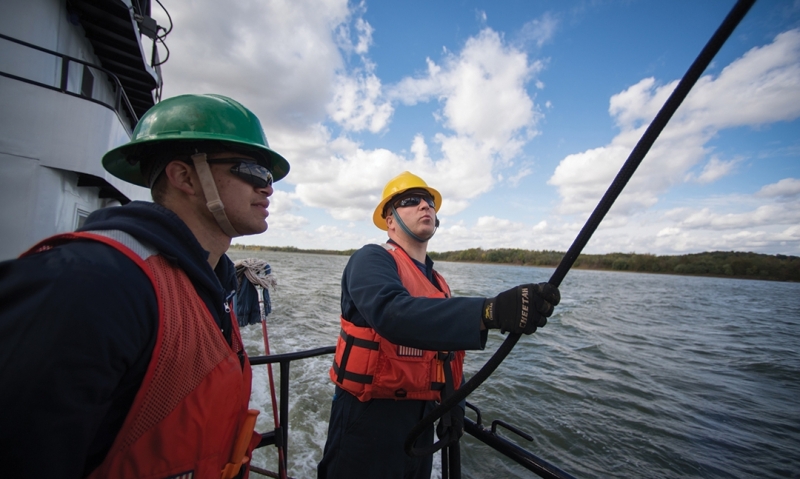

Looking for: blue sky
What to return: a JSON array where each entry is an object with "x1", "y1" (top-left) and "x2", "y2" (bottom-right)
[{"x1": 151, "y1": 1, "x2": 800, "y2": 255}]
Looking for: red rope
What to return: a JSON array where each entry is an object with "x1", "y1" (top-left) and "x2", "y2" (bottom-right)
[{"x1": 260, "y1": 293, "x2": 287, "y2": 479}]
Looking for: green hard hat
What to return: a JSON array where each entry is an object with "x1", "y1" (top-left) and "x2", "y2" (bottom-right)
[{"x1": 103, "y1": 94, "x2": 290, "y2": 187}]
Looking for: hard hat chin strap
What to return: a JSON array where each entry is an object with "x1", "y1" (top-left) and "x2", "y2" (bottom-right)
[
  {"x1": 191, "y1": 153, "x2": 241, "y2": 237},
  {"x1": 390, "y1": 205, "x2": 437, "y2": 243}
]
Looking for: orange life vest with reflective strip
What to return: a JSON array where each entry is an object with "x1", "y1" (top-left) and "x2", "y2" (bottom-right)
[
  {"x1": 23, "y1": 231, "x2": 259, "y2": 479},
  {"x1": 330, "y1": 243, "x2": 465, "y2": 402}
]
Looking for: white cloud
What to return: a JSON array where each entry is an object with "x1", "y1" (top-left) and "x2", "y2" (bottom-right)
[
  {"x1": 517, "y1": 12, "x2": 559, "y2": 49},
  {"x1": 474, "y1": 216, "x2": 525, "y2": 231},
  {"x1": 676, "y1": 204, "x2": 800, "y2": 230},
  {"x1": 264, "y1": 213, "x2": 309, "y2": 232},
  {"x1": 420, "y1": 177, "x2": 800, "y2": 255},
  {"x1": 428, "y1": 216, "x2": 578, "y2": 253},
  {"x1": 293, "y1": 26, "x2": 547, "y2": 224},
  {"x1": 688, "y1": 156, "x2": 740, "y2": 184},
  {"x1": 580, "y1": 189, "x2": 800, "y2": 254},
  {"x1": 756, "y1": 177, "x2": 800, "y2": 200},
  {"x1": 327, "y1": 68, "x2": 394, "y2": 133},
  {"x1": 507, "y1": 165, "x2": 533, "y2": 187},
  {"x1": 313, "y1": 224, "x2": 365, "y2": 243},
  {"x1": 154, "y1": 0, "x2": 351, "y2": 132},
  {"x1": 156, "y1": 7, "x2": 546, "y2": 226},
  {"x1": 262, "y1": 190, "x2": 309, "y2": 232},
  {"x1": 291, "y1": 146, "x2": 403, "y2": 218},
  {"x1": 391, "y1": 29, "x2": 543, "y2": 147},
  {"x1": 353, "y1": 17, "x2": 374, "y2": 55},
  {"x1": 326, "y1": 7, "x2": 393, "y2": 133},
  {"x1": 548, "y1": 28, "x2": 800, "y2": 218},
  {"x1": 150, "y1": 2, "x2": 799, "y2": 256},
  {"x1": 657, "y1": 227, "x2": 681, "y2": 237},
  {"x1": 267, "y1": 189, "x2": 301, "y2": 214}
]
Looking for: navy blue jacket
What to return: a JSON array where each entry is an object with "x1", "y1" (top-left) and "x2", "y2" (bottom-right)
[
  {"x1": 341, "y1": 242, "x2": 487, "y2": 352},
  {"x1": 318, "y1": 243, "x2": 487, "y2": 478},
  {"x1": 0, "y1": 201, "x2": 238, "y2": 478}
]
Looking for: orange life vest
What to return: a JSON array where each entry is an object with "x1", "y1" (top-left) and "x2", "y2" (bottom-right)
[
  {"x1": 23, "y1": 231, "x2": 259, "y2": 479},
  {"x1": 330, "y1": 243, "x2": 465, "y2": 402}
]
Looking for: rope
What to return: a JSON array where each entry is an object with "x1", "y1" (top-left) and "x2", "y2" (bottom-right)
[
  {"x1": 259, "y1": 306, "x2": 287, "y2": 479},
  {"x1": 404, "y1": 0, "x2": 757, "y2": 460},
  {"x1": 233, "y1": 258, "x2": 285, "y2": 478},
  {"x1": 235, "y1": 258, "x2": 277, "y2": 290}
]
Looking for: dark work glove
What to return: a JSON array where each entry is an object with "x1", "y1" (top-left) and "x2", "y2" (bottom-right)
[
  {"x1": 482, "y1": 282, "x2": 560, "y2": 334},
  {"x1": 436, "y1": 405, "x2": 464, "y2": 446}
]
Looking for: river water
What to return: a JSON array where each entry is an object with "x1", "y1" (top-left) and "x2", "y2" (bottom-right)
[{"x1": 227, "y1": 250, "x2": 800, "y2": 479}]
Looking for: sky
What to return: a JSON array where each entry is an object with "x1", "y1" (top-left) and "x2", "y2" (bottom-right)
[{"x1": 149, "y1": 0, "x2": 800, "y2": 255}]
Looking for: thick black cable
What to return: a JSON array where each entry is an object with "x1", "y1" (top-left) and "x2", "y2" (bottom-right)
[{"x1": 404, "y1": 0, "x2": 757, "y2": 460}]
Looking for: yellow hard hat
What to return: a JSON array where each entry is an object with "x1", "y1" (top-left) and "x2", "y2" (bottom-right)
[{"x1": 372, "y1": 171, "x2": 442, "y2": 230}]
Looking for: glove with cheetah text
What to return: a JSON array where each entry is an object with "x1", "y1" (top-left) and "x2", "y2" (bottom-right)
[{"x1": 482, "y1": 282, "x2": 560, "y2": 335}]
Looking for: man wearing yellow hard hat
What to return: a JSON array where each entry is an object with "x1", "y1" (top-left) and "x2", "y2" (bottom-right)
[{"x1": 318, "y1": 171, "x2": 561, "y2": 479}]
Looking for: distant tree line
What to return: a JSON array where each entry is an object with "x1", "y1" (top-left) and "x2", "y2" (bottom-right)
[
  {"x1": 427, "y1": 249, "x2": 800, "y2": 282},
  {"x1": 230, "y1": 245, "x2": 800, "y2": 282},
  {"x1": 232, "y1": 244, "x2": 357, "y2": 256}
]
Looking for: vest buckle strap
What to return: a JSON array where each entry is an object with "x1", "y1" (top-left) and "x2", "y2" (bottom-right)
[
  {"x1": 332, "y1": 361, "x2": 373, "y2": 384},
  {"x1": 339, "y1": 328, "x2": 379, "y2": 350}
]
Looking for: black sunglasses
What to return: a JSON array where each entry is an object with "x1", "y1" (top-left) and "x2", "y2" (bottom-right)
[
  {"x1": 393, "y1": 194, "x2": 435, "y2": 209},
  {"x1": 207, "y1": 159, "x2": 273, "y2": 189}
]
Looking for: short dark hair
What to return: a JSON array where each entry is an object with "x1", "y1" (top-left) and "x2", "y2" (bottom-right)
[{"x1": 149, "y1": 165, "x2": 170, "y2": 204}]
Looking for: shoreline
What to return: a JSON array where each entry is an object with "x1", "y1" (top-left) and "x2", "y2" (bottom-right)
[{"x1": 228, "y1": 245, "x2": 799, "y2": 283}]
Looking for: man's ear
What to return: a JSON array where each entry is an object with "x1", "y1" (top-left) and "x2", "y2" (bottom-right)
[{"x1": 163, "y1": 160, "x2": 198, "y2": 196}]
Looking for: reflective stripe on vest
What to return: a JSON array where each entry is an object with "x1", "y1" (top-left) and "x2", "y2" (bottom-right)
[
  {"x1": 329, "y1": 243, "x2": 465, "y2": 401},
  {"x1": 24, "y1": 231, "x2": 258, "y2": 479}
]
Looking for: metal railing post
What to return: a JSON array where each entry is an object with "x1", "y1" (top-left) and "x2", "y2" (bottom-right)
[{"x1": 59, "y1": 57, "x2": 69, "y2": 92}]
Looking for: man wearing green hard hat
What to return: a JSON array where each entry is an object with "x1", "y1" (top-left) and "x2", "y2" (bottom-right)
[{"x1": 0, "y1": 94, "x2": 287, "y2": 478}]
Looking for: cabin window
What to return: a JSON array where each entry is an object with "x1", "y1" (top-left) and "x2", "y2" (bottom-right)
[
  {"x1": 75, "y1": 208, "x2": 90, "y2": 230},
  {"x1": 81, "y1": 65, "x2": 94, "y2": 98}
]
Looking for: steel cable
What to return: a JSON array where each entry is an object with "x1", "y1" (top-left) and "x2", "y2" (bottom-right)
[{"x1": 404, "y1": 0, "x2": 757, "y2": 463}]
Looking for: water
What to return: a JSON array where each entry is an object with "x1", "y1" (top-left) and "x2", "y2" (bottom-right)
[{"x1": 228, "y1": 250, "x2": 800, "y2": 479}]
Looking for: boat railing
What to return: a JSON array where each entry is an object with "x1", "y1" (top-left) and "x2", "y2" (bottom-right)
[
  {"x1": 0, "y1": 32, "x2": 139, "y2": 135},
  {"x1": 248, "y1": 347, "x2": 576, "y2": 479},
  {"x1": 249, "y1": 345, "x2": 336, "y2": 479}
]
